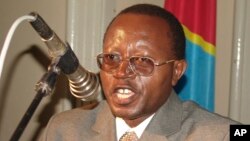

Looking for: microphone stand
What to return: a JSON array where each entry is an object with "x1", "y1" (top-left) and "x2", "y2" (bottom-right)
[{"x1": 9, "y1": 59, "x2": 61, "y2": 141}]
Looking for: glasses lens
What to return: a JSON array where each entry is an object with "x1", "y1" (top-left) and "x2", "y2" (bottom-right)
[
  {"x1": 97, "y1": 54, "x2": 156, "y2": 76},
  {"x1": 130, "y1": 57, "x2": 154, "y2": 75},
  {"x1": 97, "y1": 54, "x2": 120, "y2": 72}
]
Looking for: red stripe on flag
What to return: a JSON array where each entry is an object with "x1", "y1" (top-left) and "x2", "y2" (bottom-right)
[{"x1": 164, "y1": 0, "x2": 216, "y2": 45}]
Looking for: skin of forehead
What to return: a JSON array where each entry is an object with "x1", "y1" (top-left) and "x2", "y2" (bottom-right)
[{"x1": 103, "y1": 13, "x2": 174, "y2": 60}]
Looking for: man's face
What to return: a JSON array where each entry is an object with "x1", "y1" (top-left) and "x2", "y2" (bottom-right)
[{"x1": 100, "y1": 13, "x2": 183, "y2": 126}]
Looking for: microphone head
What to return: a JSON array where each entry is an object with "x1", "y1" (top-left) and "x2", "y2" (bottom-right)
[{"x1": 67, "y1": 66, "x2": 100, "y2": 101}]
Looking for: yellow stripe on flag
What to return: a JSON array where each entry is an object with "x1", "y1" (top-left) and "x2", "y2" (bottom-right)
[{"x1": 182, "y1": 25, "x2": 215, "y2": 56}]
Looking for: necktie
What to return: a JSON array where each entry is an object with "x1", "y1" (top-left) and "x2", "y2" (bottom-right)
[{"x1": 119, "y1": 131, "x2": 138, "y2": 141}]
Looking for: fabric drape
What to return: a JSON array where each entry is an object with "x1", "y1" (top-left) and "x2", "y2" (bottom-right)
[{"x1": 164, "y1": 0, "x2": 216, "y2": 111}]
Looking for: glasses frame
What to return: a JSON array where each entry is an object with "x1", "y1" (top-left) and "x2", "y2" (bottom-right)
[{"x1": 96, "y1": 53, "x2": 175, "y2": 76}]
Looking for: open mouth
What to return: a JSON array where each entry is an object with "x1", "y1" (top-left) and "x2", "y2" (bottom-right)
[
  {"x1": 116, "y1": 88, "x2": 134, "y2": 99},
  {"x1": 113, "y1": 87, "x2": 136, "y2": 104}
]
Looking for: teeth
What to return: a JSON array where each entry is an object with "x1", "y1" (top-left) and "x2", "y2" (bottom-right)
[
  {"x1": 116, "y1": 88, "x2": 133, "y2": 99},
  {"x1": 117, "y1": 94, "x2": 131, "y2": 99},
  {"x1": 117, "y1": 89, "x2": 132, "y2": 94}
]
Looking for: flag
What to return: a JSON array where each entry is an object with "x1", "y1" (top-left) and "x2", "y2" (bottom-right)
[{"x1": 164, "y1": 0, "x2": 216, "y2": 111}]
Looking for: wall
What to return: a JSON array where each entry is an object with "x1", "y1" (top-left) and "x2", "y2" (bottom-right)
[
  {"x1": 0, "y1": 0, "x2": 67, "y2": 140},
  {"x1": 215, "y1": 0, "x2": 235, "y2": 117},
  {"x1": 216, "y1": 0, "x2": 250, "y2": 124}
]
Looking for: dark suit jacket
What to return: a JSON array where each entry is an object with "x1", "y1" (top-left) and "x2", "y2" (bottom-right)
[{"x1": 40, "y1": 91, "x2": 238, "y2": 141}]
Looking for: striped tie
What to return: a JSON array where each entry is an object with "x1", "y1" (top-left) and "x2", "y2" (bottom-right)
[{"x1": 119, "y1": 131, "x2": 138, "y2": 141}]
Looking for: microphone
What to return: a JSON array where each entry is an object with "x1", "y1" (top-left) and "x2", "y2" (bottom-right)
[{"x1": 29, "y1": 12, "x2": 100, "y2": 101}]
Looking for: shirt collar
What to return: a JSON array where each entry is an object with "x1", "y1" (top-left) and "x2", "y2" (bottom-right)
[{"x1": 115, "y1": 114, "x2": 154, "y2": 140}]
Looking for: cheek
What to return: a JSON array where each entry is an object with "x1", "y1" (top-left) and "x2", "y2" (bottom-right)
[
  {"x1": 145, "y1": 70, "x2": 173, "y2": 98},
  {"x1": 151, "y1": 69, "x2": 173, "y2": 87},
  {"x1": 145, "y1": 77, "x2": 170, "y2": 95}
]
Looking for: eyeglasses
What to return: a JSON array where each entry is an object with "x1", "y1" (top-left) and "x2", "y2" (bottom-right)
[{"x1": 96, "y1": 53, "x2": 175, "y2": 76}]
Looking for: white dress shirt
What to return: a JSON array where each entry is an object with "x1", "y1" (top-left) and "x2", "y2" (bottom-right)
[{"x1": 115, "y1": 114, "x2": 154, "y2": 141}]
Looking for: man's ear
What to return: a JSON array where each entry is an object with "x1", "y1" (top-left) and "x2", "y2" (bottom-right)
[{"x1": 172, "y1": 59, "x2": 187, "y2": 86}]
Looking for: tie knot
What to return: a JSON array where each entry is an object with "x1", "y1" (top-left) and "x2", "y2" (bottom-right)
[{"x1": 119, "y1": 131, "x2": 138, "y2": 141}]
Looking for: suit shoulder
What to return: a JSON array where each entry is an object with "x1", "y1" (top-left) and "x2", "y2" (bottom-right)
[
  {"x1": 40, "y1": 101, "x2": 109, "y2": 140},
  {"x1": 48, "y1": 101, "x2": 107, "y2": 128},
  {"x1": 182, "y1": 101, "x2": 240, "y2": 125}
]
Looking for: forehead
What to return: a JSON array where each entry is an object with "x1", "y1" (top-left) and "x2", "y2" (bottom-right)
[
  {"x1": 103, "y1": 13, "x2": 173, "y2": 54},
  {"x1": 105, "y1": 13, "x2": 171, "y2": 39}
]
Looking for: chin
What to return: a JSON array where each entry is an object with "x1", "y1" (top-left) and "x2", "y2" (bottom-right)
[{"x1": 110, "y1": 104, "x2": 137, "y2": 118}]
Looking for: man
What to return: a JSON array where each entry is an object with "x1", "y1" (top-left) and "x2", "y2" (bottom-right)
[{"x1": 40, "y1": 4, "x2": 238, "y2": 141}]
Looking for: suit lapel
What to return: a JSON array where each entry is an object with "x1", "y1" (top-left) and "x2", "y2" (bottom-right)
[
  {"x1": 91, "y1": 101, "x2": 116, "y2": 141},
  {"x1": 142, "y1": 90, "x2": 183, "y2": 140}
]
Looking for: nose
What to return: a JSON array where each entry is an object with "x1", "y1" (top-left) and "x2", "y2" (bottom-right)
[{"x1": 113, "y1": 60, "x2": 135, "y2": 78}]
